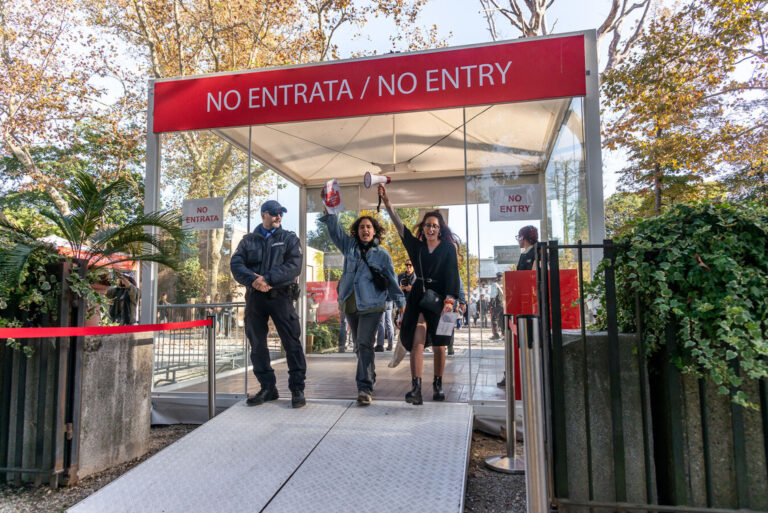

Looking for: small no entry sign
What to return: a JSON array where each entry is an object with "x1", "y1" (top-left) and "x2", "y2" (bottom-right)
[{"x1": 489, "y1": 185, "x2": 542, "y2": 222}]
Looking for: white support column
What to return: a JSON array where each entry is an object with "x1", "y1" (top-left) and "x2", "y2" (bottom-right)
[
  {"x1": 583, "y1": 30, "x2": 606, "y2": 245},
  {"x1": 298, "y1": 186, "x2": 308, "y2": 350},
  {"x1": 141, "y1": 79, "x2": 161, "y2": 325}
]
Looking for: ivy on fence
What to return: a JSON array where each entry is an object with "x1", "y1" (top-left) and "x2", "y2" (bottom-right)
[{"x1": 591, "y1": 202, "x2": 768, "y2": 408}]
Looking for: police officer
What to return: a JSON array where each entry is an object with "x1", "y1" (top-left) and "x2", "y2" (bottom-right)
[{"x1": 230, "y1": 200, "x2": 306, "y2": 408}]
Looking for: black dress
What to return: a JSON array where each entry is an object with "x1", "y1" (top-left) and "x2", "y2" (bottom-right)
[{"x1": 399, "y1": 228, "x2": 460, "y2": 350}]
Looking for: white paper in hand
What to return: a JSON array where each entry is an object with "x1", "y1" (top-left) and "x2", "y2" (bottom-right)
[
  {"x1": 322, "y1": 178, "x2": 345, "y2": 214},
  {"x1": 436, "y1": 312, "x2": 459, "y2": 336}
]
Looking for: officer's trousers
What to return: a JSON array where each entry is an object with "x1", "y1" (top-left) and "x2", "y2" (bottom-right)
[{"x1": 244, "y1": 289, "x2": 306, "y2": 391}]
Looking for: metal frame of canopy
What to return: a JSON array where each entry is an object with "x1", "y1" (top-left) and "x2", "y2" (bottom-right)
[{"x1": 141, "y1": 31, "x2": 605, "y2": 403}]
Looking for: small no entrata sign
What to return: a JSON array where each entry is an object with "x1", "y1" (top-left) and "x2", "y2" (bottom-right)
[
  {"x1": 182, "y1": 197, "x2": 224, "y2": 230},
  {"x1": 489, "y1": 185, "x2": 542, "y2": 222}
]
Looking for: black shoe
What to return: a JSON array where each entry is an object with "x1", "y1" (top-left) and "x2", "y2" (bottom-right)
[
  {"x1": 433, "y1": 376, "x2": 445, "y2": 401},
  {"x1": 374, "y1": 345, "x2": 384, "y2": 352},
  {"x1": 497, "y1": 374, "x2": 506, "y2": 388},
  {"x1": 291, "y1": 390, "x2": 306, "y2": 408},
  {"x1": 405, "y1": 377, "x2": 423, "y2": 405},
  {"x1": 246, "y1": 387, "x2": 278, "y2": 406},
  {"x1": 357, "y1": 390, "x2": 372, "y2": 406},
  {"x1": 386, "y1": 345, "x2": 393, "y2": 351},
  {"x1": 338, "y1": 346, "x2": 346, "y2": 353}
]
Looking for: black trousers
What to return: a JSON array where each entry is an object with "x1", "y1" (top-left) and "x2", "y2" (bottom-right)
[{"x1": 244, "y1": 289, "x2": 306, "y2": 391}]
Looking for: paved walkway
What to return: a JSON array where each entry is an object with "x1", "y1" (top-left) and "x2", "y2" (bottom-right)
[{"x1": 173, "y1": 326, "x2": 507, "y2": 403}]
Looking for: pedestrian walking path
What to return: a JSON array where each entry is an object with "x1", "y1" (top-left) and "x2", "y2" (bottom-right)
[{"x1": 68, "y1": 399, "x2": 473, "y2": 513}]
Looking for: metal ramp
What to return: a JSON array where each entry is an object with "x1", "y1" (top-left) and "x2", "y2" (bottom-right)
[{"x1": 68, "y1": 400, "x2": 473, "y2": 513}]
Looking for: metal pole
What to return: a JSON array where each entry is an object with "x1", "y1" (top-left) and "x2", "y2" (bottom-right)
[
  {"x1": 245, "y1": 126, "x2": 252, "y2": 395},
  {"x1": 518, "y1": 314, "x2": 548, "y2": 511},
  {"x1": 207, "y1": 315, "x2": 216, "y2": 420},
  {"x1": 485, "y1": 313, "x2": 525, "y2": 474},
  {"x1": 462, "y1": 107, "x2": 474, "y2": 401}
]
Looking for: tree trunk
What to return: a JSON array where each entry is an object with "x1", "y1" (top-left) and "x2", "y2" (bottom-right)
[
  {"x1": 208, "y1": 226, "x2": 225, "y2": 296},
  {"x1": 654, "y1": 164, "x2": 663, "y2": 213}
]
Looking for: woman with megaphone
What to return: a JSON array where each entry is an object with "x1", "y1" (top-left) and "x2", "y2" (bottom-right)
[
  {"x1": 379, "y1": 184, "x2": 460, "y2": 405},
  {"x1": 318, "y1": 191, "x2": 405, "y2": 407}
]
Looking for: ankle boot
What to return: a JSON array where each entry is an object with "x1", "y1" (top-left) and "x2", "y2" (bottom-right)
[
  {"x1": 405, "y1": 377, "x2": 423, "y2": 405},
  {"x1": 433, "y1": 376, "x2": 445, "y2": 401}
]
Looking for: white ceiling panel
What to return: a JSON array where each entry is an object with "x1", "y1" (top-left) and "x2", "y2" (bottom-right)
[{"x1": 214, "y1": 98, "x2": 571, "y2": 187}]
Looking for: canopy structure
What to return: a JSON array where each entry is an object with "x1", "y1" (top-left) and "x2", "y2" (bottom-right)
[
  {"x1": 212, "y1": 99, "x2": 573, "y2": 211},
  {"x1": 141, "y1": 31, "x2": 605, "y2": 384}
]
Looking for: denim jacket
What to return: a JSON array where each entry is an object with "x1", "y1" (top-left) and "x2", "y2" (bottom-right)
[{"x1": 319, "y1": 214, "x2": 405, "y2": 311}]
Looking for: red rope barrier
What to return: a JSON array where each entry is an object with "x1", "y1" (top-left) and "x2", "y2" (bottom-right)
[{"x1": 0, "y1": 319, "x2": 213, "y2": 340}]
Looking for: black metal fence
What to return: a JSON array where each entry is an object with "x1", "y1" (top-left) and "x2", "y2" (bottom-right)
[
  {"x1": 0, "y1": 261, "x2": 86, "y2": 487},
  {"x1": 536, "y1": 240, "x2": 768, "y2": 512}
]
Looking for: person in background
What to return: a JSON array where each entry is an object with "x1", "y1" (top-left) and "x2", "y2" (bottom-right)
[
  {"x1": 158, "y1": 292, "x2": 169, "y2": 323},
  {"x1": 221, "y1": 293, "x2": 234, "y2": 337},
  {"x1": 212, "y1": 293, "x2": 222, "y2": 333},
  {"x1": 107, "y1": 273, "x2": 140, "y2": 325},
  {"x1": 479, "y1": 294, "x2": 489, "y2": 328},
  {"x1": 230, "y1": 199, "x2": 306, "y2": 409},
  {"x1": 397, "y1": 259, "x2": 416, "y2": 298},
  {"x1": 448, "y1": 240, "x2": 467, "y2": 356},
  {"x1": 469, "y1": 297, "x2": 478, "y2": 327},
  {"x1": 338, "y1": 313, "x2": 351, "y2": 352},
  {"x1": 376, "y1": 294, "x2": 395, "y2": 351},
  {"x1": 319, "y1": 205, "x2": 405, "y2": 407},
  {"x1": 498, "y1": 224, "x2": 538, "y2": 388},
  {"x1": 490, "y1": 273, "x2": 505, "y2": 340},
  {"x1": 380, "y1": 184, "x2": 460, "y2": 405}
]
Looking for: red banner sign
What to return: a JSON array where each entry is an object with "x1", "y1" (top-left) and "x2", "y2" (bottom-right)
[
  {"x1": 153, "y1": 35, "x2": 586, "y2": 133},
  {"x1": 307, "y1": 281, "x2": 340, "y2": 323}
]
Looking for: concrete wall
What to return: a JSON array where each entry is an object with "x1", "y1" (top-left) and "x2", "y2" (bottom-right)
[
  {"x1": 679, "y1": 374, "x2": 767, "y2": 510},
  {"x1": 561, "y1": 331, "x2": 656, "y2": 508},
  {"x1": 78, "y1": 333, "x2": 153, "y2": 478}
]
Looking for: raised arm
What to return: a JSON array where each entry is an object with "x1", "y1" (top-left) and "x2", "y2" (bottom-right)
[{"x1": 378, "y1": 184, "x2": 404, "y2": 238}]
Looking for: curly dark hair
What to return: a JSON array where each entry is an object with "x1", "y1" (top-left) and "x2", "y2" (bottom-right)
[
  {"x1": 349, "y1": 215, "x2": 385, "y2": 242},
  {"x1": 518, "y1": 225, "x2": 538, "y2": 245},
  {"x1": 415, "y1": 211, "x2": 456, "y2": 243}
]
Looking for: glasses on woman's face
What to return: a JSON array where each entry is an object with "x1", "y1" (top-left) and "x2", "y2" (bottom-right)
[
  {"x1": 424, "y1": 223, "x2": 440, "y2": 230},
  {"x1": 405, "y1": 263, "x2": 413, "y2": 267},
  {"x1": 515, "y1": 235, "x2": 523, "y2": 241}
]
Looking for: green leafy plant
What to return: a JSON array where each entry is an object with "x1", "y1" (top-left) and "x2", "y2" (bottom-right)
[
  {"x1": 0, "y1": 171, "x2": 186, "y2": 342},
  {"x1": 589, "y1": 202, "x2": 768, "y2": 407},
  {"x1": 307, "y1": 322, "x2": 338, "y2": 352}
]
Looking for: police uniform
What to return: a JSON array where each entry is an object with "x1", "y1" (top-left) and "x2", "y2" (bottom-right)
[{"x1": 230, "y1": 200, "x2": 306, "y2": 403}]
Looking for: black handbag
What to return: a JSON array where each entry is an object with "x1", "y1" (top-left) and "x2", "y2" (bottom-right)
[
  {"x1": 361, "y1": 248, "x2": 390, "y2": 291},
  {"x1": 417, "y1": 248, "x2": 443, "y2": 314}
]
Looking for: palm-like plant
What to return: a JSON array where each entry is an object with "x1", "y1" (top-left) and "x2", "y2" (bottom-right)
[{"x1": 0, "y1": 171, "x2": 185, "y2": 326}]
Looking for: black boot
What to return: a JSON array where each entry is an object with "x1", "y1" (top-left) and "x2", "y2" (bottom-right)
[
  {"x1": 405, "y1": 377, "x2": 423, "y2": 405},
  {"x1": 433, "y1": 376, "x2": 445, "y2": 401}
]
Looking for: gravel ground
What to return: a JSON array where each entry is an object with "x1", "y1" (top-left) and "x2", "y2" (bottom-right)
[
  {"x1": 0, "y1": 425, "x2": 197, "y2": 513},
  {"x1": 465, "y1": 431, "x2": 527, "y2": 513},
  {"x1": 1, "y1": 426, "x2": 524, "y2": 513}
]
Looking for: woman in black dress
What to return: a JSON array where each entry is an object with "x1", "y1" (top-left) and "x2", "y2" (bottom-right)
[{"x1": 379, "y1": 184, "x2": 460, "y2": 405}]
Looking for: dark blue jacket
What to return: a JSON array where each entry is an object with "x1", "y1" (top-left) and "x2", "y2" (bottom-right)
[{"x1": 230, "y1": 226, "x2": 302, "y2": 289}]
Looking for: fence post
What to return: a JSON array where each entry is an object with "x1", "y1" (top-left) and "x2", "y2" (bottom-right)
[
  {"x1": 207, "y1": 315, "x2": 217, "y2": 420},
  {"x1": 485, "y1": 314, "x2": 525, "y2": 474},
  {"x1": 518, "y1": 314, "x2": 548, "y2": 512}
]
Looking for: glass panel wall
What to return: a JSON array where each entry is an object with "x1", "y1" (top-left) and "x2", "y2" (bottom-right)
[
  {"x1": 545, "y1": 97, "x2": 589, "y2": 271},
  {"x1": 154, "y1": 131, "x2": 296, "y2": 396},
  {"x1": 462, "y1": 100, "x2": 566, "y2": 401}
]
